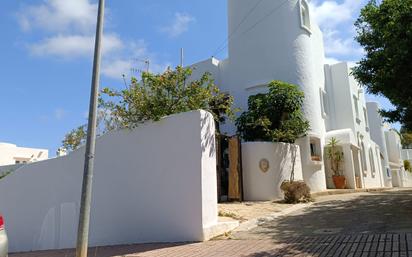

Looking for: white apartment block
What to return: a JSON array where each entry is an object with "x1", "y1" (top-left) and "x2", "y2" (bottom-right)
[{"x1": 0, "y1": 142, "x2": 48, "y2": 166}]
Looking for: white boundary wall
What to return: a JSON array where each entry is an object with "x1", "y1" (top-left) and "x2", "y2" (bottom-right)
[
  {"x1": 0, "y1": 110, "x2": 218, "y2": 253},
  {"x1": 242, "y1": 142, "x2": 303, "y2": 201}
]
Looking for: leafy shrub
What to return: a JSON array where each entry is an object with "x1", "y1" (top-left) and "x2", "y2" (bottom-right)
[
  {"x1": 236, "y1": 81, "x2": 312, "y2": 202},
  {"x1": 280, "y1": 181, "x2": 312, "y2": 204},
  {"x1": 0, "y1": 170, "x2": 12, "y2": 180},
  {"x1": 236, "y1": 80, "x2": 309, "y2": 143},
  {"x1": 404, "y1": 160, "x2": 412, "y2": 172},
  {"x1": 62, "y1": 66, "x2": 237, "y2": 151}
]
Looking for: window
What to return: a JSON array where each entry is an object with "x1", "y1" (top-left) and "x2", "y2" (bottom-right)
[
  {"x1": 319, "y1": 88, "x2": 328, "y2": 118},
  {"x1": 353, "y1": 95, "x2": 360, "y2": 123},
  {"x1": 15, "y1": 160, "x2": 20, "y2": 164},
  {"x1": 300, "y1": 0, "x2": 311, "y2": 33},
  {"x1": 361, "y1": 142, "x2": 367, "y2": 174},
  {"x1": 387, "y1": 168, "x2": 391, "y2": 177},
  {"x1": 310, "y1": 143, "x2": 316, "y2": 156},
  {"x1": 369, "y1": 148, "x2": 376, "y2": 177},
  {"x1": 363, "y1": 107, "x2": 369, "y2": 131},
  {"x1": 310, "y1": 137, "x2": 322, "y2": 161}
]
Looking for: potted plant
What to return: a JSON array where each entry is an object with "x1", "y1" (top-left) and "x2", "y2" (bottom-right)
[{"x1": 326, "y1": 137, "x2": 345, "y2": 189}]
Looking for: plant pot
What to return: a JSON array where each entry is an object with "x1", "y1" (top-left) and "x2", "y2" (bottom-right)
[{"x1": 332, "y1": 175, "x2": 346, "y2": 189}]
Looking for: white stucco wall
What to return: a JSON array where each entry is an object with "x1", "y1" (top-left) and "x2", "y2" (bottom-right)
[
  {"x1": 0, "y1": 143, "x2": 48, "y2": 166},
  {"x1": 402, "y1": 149, "x2": 412, "y2": 161},
  {"x1": 242, "y1": 142, "x2": 303, "y2": 201},
  {"x1": 385, "y1": 130, "x2": 402, "y2": 164},
  {"x1": 367, "y1": 102, "x2": 392, "y2": 187},
  {"x1": 0, "y1": 110, "x2": 218, "y2": 253}
]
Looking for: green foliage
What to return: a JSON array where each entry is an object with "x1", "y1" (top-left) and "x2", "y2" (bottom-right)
[
  {"x1": 353, "y1": 0, "x2": 412, "y2": 129},
  {"x1": 100, "y1": 66, "x2": 236, "y2": 129},
  {"x1": 404, "y1": 160, "x2": 412, "y2": 172},
  {"x1": 62, "y1": 125, "x2": 87, "y2": 152},
  {"x1": 62, "y1": 66, "x2": 236, "y2": 151},
  {"x1": 400, "y1": 127, "x2": 412, "y2": 149},
  {"x1": 0, "y1": 169, "x2": 13, "y2": 180},
  {"x1": 236, "y1": 81, "x2": 310, "y2": 143},
  {"x1": 326, "y1": 137, "x2": 344, "y2": 176}
]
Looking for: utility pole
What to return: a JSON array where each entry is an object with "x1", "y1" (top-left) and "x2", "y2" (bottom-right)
[{"x1": 75, "y1": 0, "x2": 105, "y2": 256}]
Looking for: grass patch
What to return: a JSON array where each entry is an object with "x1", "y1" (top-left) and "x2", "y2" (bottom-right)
[{"x1": 218, "y1": 210, "x2": 243, "y2": 220}]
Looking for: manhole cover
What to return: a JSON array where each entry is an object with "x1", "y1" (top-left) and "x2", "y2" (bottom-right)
[{"x1": 313, "y1": 228, "x2": 342, "y2": 234}]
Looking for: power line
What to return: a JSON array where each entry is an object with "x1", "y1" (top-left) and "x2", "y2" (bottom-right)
[
  {"x1": 212, "y1": 0, "x2": 290, "y2": 58},
  {"x1": 212, "y1": 0, "x2": 264, "y2": 57}
]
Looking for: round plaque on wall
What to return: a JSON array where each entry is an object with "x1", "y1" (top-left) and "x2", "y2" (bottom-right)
[{"x1": 259, "y1": 158, "x2": 270, "y2": 173}]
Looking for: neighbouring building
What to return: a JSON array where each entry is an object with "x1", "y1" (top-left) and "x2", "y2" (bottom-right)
[
  {"x1": 189, "y1": 0, "x2": 398, "y2": 192},
  {"x1": 402, "y1": 149, "x2": 412, "y2": 164},
  {"x1": 0, "y1": 142, "x2": 48, "y2": 166},
  {"x1": 367, "y1": 102, "x2": 393, "y2": 187},
  {"x1": 385, "y1": 130, "x2": 407, "y2": 187}
]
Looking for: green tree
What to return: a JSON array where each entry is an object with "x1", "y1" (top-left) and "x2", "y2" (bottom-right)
[
  {"x1": 236, "y1": 80, "x2": 310, "y2": 143},
  {"x1": 353, "y1": 0, "x2": 412, "y2": 129},
  {"x1": 62, "y1": 66, "x2": 236, "y2": 151},
  {"x1": 400, "y1": 127, "x2": 412, "y2": 149},
  {"x1": 62, "y1": 125, "x2": 87, "y2": 152},
  {"x1": 100, "y1": 66, "x2": 235, "y2": 129}
]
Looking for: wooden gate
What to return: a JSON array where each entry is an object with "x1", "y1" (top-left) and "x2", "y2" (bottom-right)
[{"x1": 228, "y1": 136, "x2": 243, "y2": 201}]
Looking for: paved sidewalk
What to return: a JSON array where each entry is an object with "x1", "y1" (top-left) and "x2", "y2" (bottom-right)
[
  {"x1": 10, "y1": 189, "x2": 412, "y2": 257},
  {"x1": 10, "y1": 233, "x2": 412, "y2": 257}
]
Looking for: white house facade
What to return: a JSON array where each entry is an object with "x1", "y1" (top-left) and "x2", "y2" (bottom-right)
[
  {"x1": 189, "y1": 0, "x2": 402, "y2": 192},
  {"x1": 0, "y1": 142, "x2": 48, "y2": 166}
]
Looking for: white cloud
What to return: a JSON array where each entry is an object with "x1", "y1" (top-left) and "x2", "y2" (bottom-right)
[
  {"x1": 54, "y1": 108, "x2": 67, "y2": 120},
  {"x1": 101, "y1": 40, "x2": 171, "y2": 79},
  {"x1": 310, "y1": 0, "x2": 362, "y2": 29},
  {"x1": 29, "y1": 34, "x2": 123, "y2": 58},
  {"x1": 324, "y1": 57, "x2": 340, "y2": 65},
  {"x1": 18, "y1": 0, "x2": 97, "y2": 34},
  {"x1": 18, "y1": 0, "x2": 172, "y2": 80},
  {"x1": 160, "y1": 13, "x2": 195, "y2": 38},
  {"x1": 102, "y1": 59, "x2": 133, "y2": 79},
  {"x1": 310, "y1": 0, "x2": 367, "y2": 62},
  {"x1": 322, "y1": 29, "x2": 363, "y2": 56}
]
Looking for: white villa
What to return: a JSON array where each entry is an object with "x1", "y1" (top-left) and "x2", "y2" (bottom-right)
[
  {"x1": 189, "y1": 0, "x2": 409, "y2": 192},
  {"x1": 2, "y1": 0, "x2": 412, "y2": 252},
  {"x1": 0, "y1": 142, "x2": 48, "y2": 166}
]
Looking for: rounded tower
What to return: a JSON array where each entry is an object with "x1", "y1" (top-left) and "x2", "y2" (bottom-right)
[{"x1": 221, "y1": 0, "x2": 327, "y2": 191}]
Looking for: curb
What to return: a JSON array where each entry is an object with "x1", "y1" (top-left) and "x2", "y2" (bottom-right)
[{"x1": 311, "y1": 187, "x2": 394, "y2": 198}]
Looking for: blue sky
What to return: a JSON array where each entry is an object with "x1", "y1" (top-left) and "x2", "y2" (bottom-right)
[{"x1": 0, "y1": 0, "x2": 396, "y2": 156}]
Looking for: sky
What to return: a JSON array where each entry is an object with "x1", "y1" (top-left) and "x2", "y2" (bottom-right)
[{"x1": 0, "y1": 0, "x2": 397, "y2": 156}]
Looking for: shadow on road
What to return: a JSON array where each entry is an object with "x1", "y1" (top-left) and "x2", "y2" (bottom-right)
[{"x1": 242, "y1": 190, "x2": 412, "y2": 240}]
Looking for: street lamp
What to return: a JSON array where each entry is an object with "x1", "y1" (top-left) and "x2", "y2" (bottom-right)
[{"x1": 75, "y1": 0, "x2": 105, "y2": 256}]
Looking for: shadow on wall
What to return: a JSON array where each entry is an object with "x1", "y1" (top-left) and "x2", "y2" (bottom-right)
[
  {"x1": 1, "y1": 110, "x2": 218, "y2": 253},
  {"x1": 200, "y1": 112, "x2": 216, "y2": 158}
]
